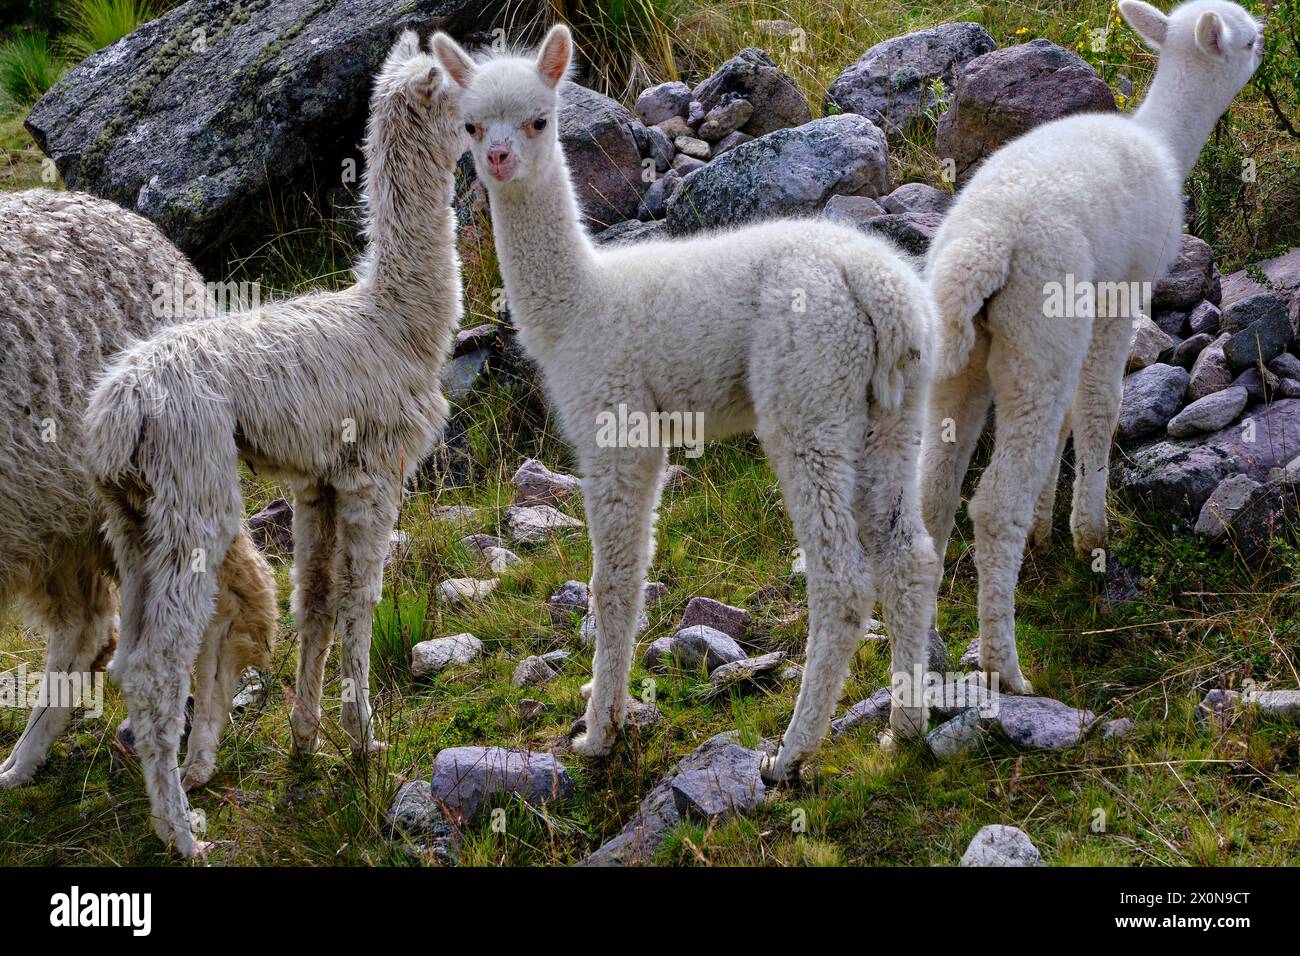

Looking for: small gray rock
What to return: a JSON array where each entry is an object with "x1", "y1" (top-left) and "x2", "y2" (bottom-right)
[
  {"x1": 430, "y1": 747, "x2": 575, "y2": 824},
  {"x1": 635, "y1": 81, "x2": 693, "y2": 126},
  {"x1": 1171, "y1": 332, "x2": 1213, "y2": 369},
  {"x1": 411, "y1": 633, "x2": 483, "y2": 676},
  {"x1": 672, "y1": 624, "x2": 746, "y2": 672},
  {"x1": 511, "y1": 655, "x2": 557, "y2": 688},
  {"x1": 1127, "y1": 316, "x2": 1174, "y2": 372},
  {"x1": 674, "y1": 134, "x2": 711, "y2": 160},
  {"x1": 822, "y1": 194, "x2": 886, "y2": 228},
  {"x1": 1224, "y1": 310, "x2": 1292, "y2": 372},
  {"x1": 996, "y1": 696, "x2": 1096, "y2": 750},
  {"x1": 1188, "y1": 300, "x2": 1222, "y2": 336},
  {"x1": 671, "y1": 153, "x2": 706, "y2": 176},
  {"x1": 1155, "y1": 235, "x2": 1216, "y2": 311},
  {"x1": 549, "y1": 580, "x2": 590, "y2": 626},
  {"x1": 708, "y1": 650, "x2": 787, "y2": 687},
  {"x1": 1100, "y1": 717, "x2": 1134, "y2": 740},
  {"x1": 1268, "y1": 352, "x2": 1300, "y2": 380},
  {"x1": 511, "y1": 458, "x2": 582, "y2": 507},
  {"x1": 692, "y1": 48, "x2": 811, "y2": 136},
  {"x1": 644, "y1": 125, "x2": 675, "y2": 172},
  {"x1": 507, "y1": 505, "x2": 584, "y2": 544},
  {"x1": 960, "y1": 824, "x2": 1044, "y2": 867},
  {"x1": 927, "y1": 708, "x2": 989, "y2": 757},
  {"x1": 642, "y1": 635, "x2": 675, "y2": 669},
  {"x1": 1221, "y1": 291, "x2": 1289, "y2": 334},
  {"x1": 696, "y1": 95, "x2": 753, "y2": 142},
  {"x1": 881, "y1": 182, "x2": 953, "y2": 215},
  {"x1": 1166, "y1": 386, "x2": 1248, "y2": 438},
  {"x1": 670, "y1": 743, "x2": 766, "y2": 819},
  {"x1": 710, "y1": 130, "x2": 752, "y2": 157},
  {"x1": 830, "y1": 687, "x2": 893, "y2": 738},
  {"x1": 1117, "y1": 363, "x2": 1189, "y2": 444},
  {"x1": 1186, "y1": 332, "x2": 1234, "y2": 402},
  {"x1": 678, "y1": 596, "x2": 750, "y2": 641}
]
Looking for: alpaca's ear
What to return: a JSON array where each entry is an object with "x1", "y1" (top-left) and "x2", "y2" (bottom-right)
[
  {"x1": 536, "y1": 24, "x2": 572, "y2": 89},
  {"x1": 389, "y1": 29, "x2": 421, "y2": 63},
  {"x1": 1194, "y1": 9, "x2": 1229, "y2": 58},
  {"x1": 432, "y1": 32, "x2": 476, "y2": 88},
  {"x1": 1119, "y1": 0, "x2": 1168, "y2": 49}
]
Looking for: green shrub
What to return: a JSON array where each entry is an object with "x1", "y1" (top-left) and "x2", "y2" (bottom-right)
[
  {"x1": 0, "y1": 29, "x2": 63, "y2": 106},
  {"x1": 60, "y1": 0, "x2": 157, "y2": 62}
]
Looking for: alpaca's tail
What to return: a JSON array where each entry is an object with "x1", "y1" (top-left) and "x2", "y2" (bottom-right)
[
  {"x1": 925, "y1": 224, "x2": 1014, "y2": 380},
  {"x1": 843, "y1": 247, "x2": 935, "y2": 412}
]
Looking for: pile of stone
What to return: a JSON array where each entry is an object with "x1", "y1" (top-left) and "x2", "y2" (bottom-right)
[{"x1": 1114, "y1": 246, "x2": 1300, "y2": 555}]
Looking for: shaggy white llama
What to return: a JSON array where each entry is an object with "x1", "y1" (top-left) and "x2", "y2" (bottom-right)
[
  {"x1": 0, "y1": 190, "x2": 276, "y2": 794},
  {"x1": 85, "y1": 33, "x2": 465, "y2": 855},
  {"x1": 920, "y1": 0, "x2": 1264, "y2": 692},
  {"x1": 433, "y1": 25, "x2": 940, "y2": 782}
]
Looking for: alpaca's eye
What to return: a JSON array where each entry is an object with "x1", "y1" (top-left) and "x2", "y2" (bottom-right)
[
  {"x1": 532, "y1": 117, "x2": 547, "y2": 132},
  {"x1": 464, "y1": 122, "x2": 477, "y2": 135}
]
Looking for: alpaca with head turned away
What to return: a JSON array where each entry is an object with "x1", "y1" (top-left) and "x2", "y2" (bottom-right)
[
  {"x1": 434, "y1": 25, "x2": 941, "y2": 784},
  {"x1": 0, "y1": 190, "x2": 277, "y2": 796},
  {"x1": 920, "y1": 0, "x2": 1264, "y2": 694},
  {"x1": 84, "y1": 32, "x2": 465, "y2": 856}
]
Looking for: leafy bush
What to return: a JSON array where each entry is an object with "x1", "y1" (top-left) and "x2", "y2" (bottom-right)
[
  {"x1": 0, "y1": 29, "x2": 62, "y2": 106},
  {"x1": 1255, "y1": 0, "x2": 1299, "y2": 140},
  {"x1": 60, "y1": 0, "x2": 157, "y2": 62}
]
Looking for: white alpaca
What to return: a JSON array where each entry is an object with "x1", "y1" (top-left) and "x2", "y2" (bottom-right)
[
  {"x1": 433, "y1": 26, "x2": 940, "y2": 782},
  {"x1": 920, "y1": 0, "x2": 1263, "y2": 692},
  {"x1": 84, "y1": 33, "x2": 465, "y2": 856},
  {"x1": 0, "y1": 190, "x2": 276, "y2": 794}
]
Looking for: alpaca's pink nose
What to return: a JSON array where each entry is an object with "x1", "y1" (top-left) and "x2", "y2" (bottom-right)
[{"x1": 486, "y1": 145, "x2": 516, "y2": 181}]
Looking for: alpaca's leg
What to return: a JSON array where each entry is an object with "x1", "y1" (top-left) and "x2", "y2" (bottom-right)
[
  {"x1": 1069, "y1": 318, "x2": 1133, "y2": 558},
  {"x1": 124, "y1": 524, "x2": 233, "y2": 857},
  {"x1": 0, "y1": 567, "x2": 116, "y2": 786},
  {"x1": 969, "y1": 298, "x2": 1088, "y2": 695},
  {"x1": 856, "y1": 391, "x2": 942, "y2": 745},
  {"x1": 180, "y1": 619, "x2": 243, "y2": 791},
  {"x1": 332, "y1": 480, "x2": 399, "y2": 754},
  {"x1": 760, "y1": 430, "x2": 875, "y2": 783},
  {"x1": 919, "y1": 329, "x2": 992, "y2": 563},
  {"x1": 572, "y1": 447, "x2": 665, "y2": 757},
  {"x1": 1028, "y1": 420, "x2": 1071, "y2": 551},
  {"x1": 289, "y1": 483, "x2": 337, "y2": 755}
]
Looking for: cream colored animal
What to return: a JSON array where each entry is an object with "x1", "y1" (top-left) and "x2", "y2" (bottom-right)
[
  {"x1": 0, "y1": 189, "x2": 276, "y2": 796},
  {"x1": 920, "y1": 0, "x2": 1264, "y2": 693},
  {"x1": 434, "y1": 25, "x2": 940, "y2": 783},
  {"x1": 85, "y1": 33, "x2": 464, "y2": 856}
]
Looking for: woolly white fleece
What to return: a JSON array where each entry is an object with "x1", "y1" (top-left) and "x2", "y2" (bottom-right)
[
  {"x1": 920, "y1": 0, "x2": 1263, "y2": 692},
  {"x1": 84, "y1": 33, "x2": 464, "y2": 855},
  {"x1": 435, "y1": 25, "x2": 940, "y2": 782}
]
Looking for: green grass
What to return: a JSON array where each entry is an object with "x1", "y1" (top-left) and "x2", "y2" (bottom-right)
[
  {"x1": 59, "y1": 0, "x2": 159, "y2": 62},
  {"x1": 0, "y1": 30, "x2": 63, "y2": 107}
]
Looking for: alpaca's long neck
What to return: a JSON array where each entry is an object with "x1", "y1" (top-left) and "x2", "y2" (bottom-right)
[
  {"x1": 357, "y1": 104, "x2": 461, "y2": 359},
  {"x1": 489, "y1": 153, "x2": 595, "y2": 355},
  {"x1": 1132, "y1": 57, "x2": 1233, "y2": 181}
]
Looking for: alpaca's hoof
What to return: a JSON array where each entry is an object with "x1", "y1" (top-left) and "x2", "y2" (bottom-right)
[
  {"x1": 569, "y1": 729, "x2": 614, "y2": 758},
  {"x1": 568, "y1": 714, "x2": 616, "y2": 757},
  {"x1": 995, "y1": 670, "x2": 1034, "y2": 695},
  {"x1": 759, "y1": 753, "x2": 799, "y2": 786},
  {"x1": 353, "y1": 738, "x2": 388, "y2": 757},
  {"x1": 180, "y1": 760, "x2": 215, "y2": 792},
  {"x1": 1072, "y1": 527, "x2": 1107, "y2": 561},
  {"x1": 0, "y1": 766, "x2": 34, "y2": 789}
]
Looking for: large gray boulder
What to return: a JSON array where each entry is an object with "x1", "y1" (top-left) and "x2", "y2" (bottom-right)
[
  {"x1": 558, "y1": 81, "x2": 649, "y2": 230},
  {"x1": 826, "y1": 22, "x2": 995, "y2": 130},
  {"x1": 666, "y1": 114, "x2": 888, "y2": 234},
  {"x1": 26, "y1": 0, "x2": 522, "y2": 262},
  {"x1": 691, "y1": 48, "x2": 811, "y2": 137},
  {"x1": 1117, "y1": 363, "x2": 1189, "y2": 444},
  {"x1": 936, "y1": 39, "x2": 1116, "y2": 182}
]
